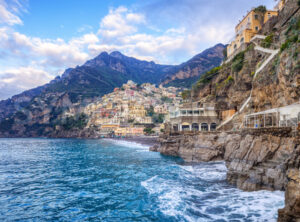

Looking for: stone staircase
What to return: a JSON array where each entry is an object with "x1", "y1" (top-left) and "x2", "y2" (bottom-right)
[{"x1": 217, "y1": 36, "x2": 280, "y2": 130}]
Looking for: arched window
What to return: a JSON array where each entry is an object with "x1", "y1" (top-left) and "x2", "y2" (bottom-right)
[
  {"x1": 182, "y1": 123, "x2": 190, "y2": 131},
  {"x1": 201, "y1": 123, "x2": 209, "y2": 131},
  {"x1": 210, "y1": 123, "x2": 217, "y2": 131},
  {"x1": 192, "y1": 123, "x2": 199, "y2": 131}
]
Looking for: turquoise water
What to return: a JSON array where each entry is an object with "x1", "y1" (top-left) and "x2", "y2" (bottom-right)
[{"x1": 0, "y1": 138, "x2": 284, "y2": 221}]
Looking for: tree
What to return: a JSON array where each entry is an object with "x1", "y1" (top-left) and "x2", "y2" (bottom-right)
[
  {"x1": 146, "y1": 105, "x2": 154, "y2": 117},
  {"x1": 181, "y1": 90, "x2": 191, "y2": 100},
  {"x1": 144, "y1": 127, "x2": 155, "y2": 135},
  {"x1": 152, "y1": 114, "x2": 164, "y2": 124}
]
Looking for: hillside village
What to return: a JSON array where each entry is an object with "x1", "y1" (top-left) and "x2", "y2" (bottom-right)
[{"x1": 75, "y1": 81, "x2": 183, "y2": 137}]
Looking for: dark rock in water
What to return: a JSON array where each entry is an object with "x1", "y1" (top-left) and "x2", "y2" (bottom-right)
[{"x1": 149, "y1": 144, "x2": 159, "y2": 152}]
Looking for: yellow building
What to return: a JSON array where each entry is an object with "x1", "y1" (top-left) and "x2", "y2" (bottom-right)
[
  {"x1": 129, "y1": 104, "x2": 147, "y2": 118},
  {"x1": 115, "y1": 127, "x2": 144, "y2": 136},
  {"x1": 227, "y1": 8, "x2": 278, "y2": 58},
  {"x1": 100, "y1": 124, "x2": 119, "y2": 135}
]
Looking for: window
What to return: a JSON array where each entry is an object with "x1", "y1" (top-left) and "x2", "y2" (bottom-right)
[
  {"x1": 254, "y1": 14, "x2": 258, "y2": 20},
  {"x1": 201, "y1": 123, "x2": 209, "y2": 131},
  {"x1": 210, "y1": 123, "x2": 217, "y2": 131},
  {"x1": 255, "y1": 26, "x2": 259, "y2": 31},
  {"x1": 192, "y1": 123, "x2": 199, "y2": 131},
  {"x1": 240, "y1": 37, "x2": 244, "y2": 43}
]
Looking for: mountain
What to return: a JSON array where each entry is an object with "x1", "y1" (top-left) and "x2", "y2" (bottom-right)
[
  {"x1": 0, "y1": 45, "x2": 225, "y2": 137},
  {"x1": 0, "y1": 51, "x2": 174, "y2": 120},
  {"x1": 0, "y1": 45, "x2": 224, "y2": 121},
  {"x1": 161, "y1": 43, "x2": 226, "y2": 87}
]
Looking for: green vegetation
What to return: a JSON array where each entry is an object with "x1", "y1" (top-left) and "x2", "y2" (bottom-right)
[
  {"x1": 181, "y1": 90, "x2": 191, "y2": 100},
  {"x1": 261, "y1": 34, "x2": 274, "y2": 48},
  {"x1": 231, "y1": 51, "x2": 245, "y2": 72},
  {"x1": 152, "y1": 114, "x2": 165, "y2": 124},
  {"x1": 144, "y1": 127, "x2": 155, "y2": 135},
  {"x1": 161, "y1": 96, "x2": 173, "y2": 103},
  {"x1": 253, "y1": 5, "x2": 267, "y2": 28},
  {"x1": 146, "y1": 106, "x2": 154, "y2": 117},
  {"x1": 254, "y1": 5, "x2": 267, "y2": 14},
  {"x1": 224, "y1": 75, "x2": 234, "y2": 85},
  {"x1": 216, "y1": 75, "x2": 234, "y2": 90},
  {"x1": 192, "y1": 66, "x2": 221, "y2": 90},
  {"x1": 280, "y1": 35, "x2": 299, "y2": 52},
  {"x1": 246, "y1": 44, "x2": 255, "y2": 52},
  {"x1": 61, "y1": 113, "x2": 88, "y2": 130}
]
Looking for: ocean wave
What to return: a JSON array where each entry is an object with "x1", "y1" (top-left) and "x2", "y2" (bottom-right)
[
  {"x1": 141, "y1": 162, "x2": 284, "y2": 222},
  {"x1": 103, "y1": 139, "x2": 150, "y2": 150}
]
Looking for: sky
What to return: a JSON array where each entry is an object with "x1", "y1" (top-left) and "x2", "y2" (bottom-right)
[{"x1": 0, "y1": 0, "x2": 276, "y2": 100}]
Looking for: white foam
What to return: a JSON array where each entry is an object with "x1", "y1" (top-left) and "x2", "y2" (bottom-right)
[
  {"x1": 103, "y1": 139, "x2": 150, "y2": 150},
  {"x1": 179, "y1": 162, "x2": 227, "y2": 181},
  {"x1": 142, "y1": 162, "x2": 284, "y2": 221}
]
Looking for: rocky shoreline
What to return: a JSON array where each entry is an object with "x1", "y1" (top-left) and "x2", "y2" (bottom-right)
[{"x1": 151, "y1": 128, "x2": 300, "y2": 221}]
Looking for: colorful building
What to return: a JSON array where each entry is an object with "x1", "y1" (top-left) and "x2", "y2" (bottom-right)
[
  {"x1": 227, "y1": 8, "x2": 278, "y2": 58},
  {"x1": 115, "y1": 127, "x2": 144, "y2": 137}
]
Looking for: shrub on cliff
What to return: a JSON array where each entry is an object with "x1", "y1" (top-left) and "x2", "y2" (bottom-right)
[
  {"x1": 62, "y1": 113, "x2": 88, "y2": 130},
  {"x1": 181, "y1": 90, "x2": 191, "y2": 100},
  {"x1": 144, "y1": 127, "x2": 155, "y2": 135},
  {"x1": 192, "y1": 66, "x2": 221, "y2": 91},
  {"x1": 231, "y1": 51, "x2": 245, "y2": 72},
  {"x1": 261, "y1": 34, "x2": 274, "y2": 48}
]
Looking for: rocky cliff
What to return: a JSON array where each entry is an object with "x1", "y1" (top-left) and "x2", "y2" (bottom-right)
[
  {"x1": 156, "y1": 128, "x2": 298, "y2": 190},
  {"x1": 161, "y1": 44, "x2": 225, "y2": 88}
]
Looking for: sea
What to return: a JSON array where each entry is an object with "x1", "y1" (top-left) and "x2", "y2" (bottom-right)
[{"x1": 0, "y1": 138, "x2": 284, "y2": 221}]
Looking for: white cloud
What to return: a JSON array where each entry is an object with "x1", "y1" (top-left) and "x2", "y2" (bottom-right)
[
  {"x1": 0, "y1": 66, "x2": 53, "y2": 99},
  {"x1": 98, "y1": 6, "x2": 145, "y2": 39},
  {"x1": 0, "y1": 0, "x2": 24, "y2": 26}
]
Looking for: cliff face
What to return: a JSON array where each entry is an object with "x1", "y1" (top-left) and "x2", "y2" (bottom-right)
[
  {"x1": 157, "y1": 132, "x2": 227, "y2": 162},
  {"x1": 157, "y1": 128, "x2": 298, "y2": 191},
  {"x1": 190, "y1": 0, "x2": 299, "y2": 123},
  {"x1": 278, "y1": 133, "x2": 300, "y2": 221}
]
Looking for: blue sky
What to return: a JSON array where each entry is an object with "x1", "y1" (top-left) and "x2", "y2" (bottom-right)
[{"x1": 0, "y1": 0, "x2": 276, "y2": 100}]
